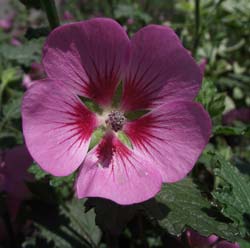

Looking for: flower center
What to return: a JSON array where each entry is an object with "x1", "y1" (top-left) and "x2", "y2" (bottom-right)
[{"x1": 105, "y1": 110, "x2": 126, "y2": 132}]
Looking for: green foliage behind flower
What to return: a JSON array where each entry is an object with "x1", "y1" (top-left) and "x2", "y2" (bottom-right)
[{"x1": 0, "y1": 0, "x2": 250, "y2": 247}]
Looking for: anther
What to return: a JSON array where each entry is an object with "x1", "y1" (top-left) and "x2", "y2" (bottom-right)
[{"x1": 105, "y1": 110, "x2": 126, "y2": 132}]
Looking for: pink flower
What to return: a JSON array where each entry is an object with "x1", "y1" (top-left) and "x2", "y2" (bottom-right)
[
  {"x1": 0, "y1": 13, "x2": 15, "y2": 31},
  {"x1": 199, "y1": 58, "x2": 207, "y2": 75},
  {"x1": 22, "y1": 18, "x2": 211, "y2": 204},
  {"x1": 63, "y1": 10, "x2": 75, "y2": 21},
  {"x1": 0, "y1": 19, "x2": 12, "y2": 30},
  {"x1": 127, "y1": 18, "x2": 134, "y2": 25},
  {"x1": 186, "y1": 229, "x2": 240, "y2": 248},
  {"x1": 10, "y1": 38, "x2": 22, "y2": 46},
  {"x1": 0, "y1": 146, "x2": 33, "y2": 219},
  {"x1": 223, "y1": 108, "x2": 250, "y2": 125}
]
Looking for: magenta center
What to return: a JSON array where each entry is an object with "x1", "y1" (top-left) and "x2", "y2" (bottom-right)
[{"x1": 105, "y1": 110, "x2": 126, "y2": 132}]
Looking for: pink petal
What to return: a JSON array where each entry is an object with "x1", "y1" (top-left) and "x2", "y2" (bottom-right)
[
  {"x1": 22, "y1": 74, "x2": 33, "y2": 89},
  {"x1": 199, "y1": 58, "x2": 207, "y2": 76},
  {"x1": 215, "y1": 241, "x2": 240, "y2": 248},
  {"x1": 186, "y1": 229, "x2": 218, "y2": 247},
  {"x1": 22, "y1": 79, "x2": 98, "y2": 176},
  {"x1": 121, "y1": 25, "x2": 202, "y2": 111},
  {"x1": 76, "y1": 132, "x2": 162, "y2": 205},
  {"x1": 0, "y1": 19, "x2": 12, "y2": 31},
  {"x1": 43, "y1": 18, "x2": 130, "y2": 107},
  {"x1": 124, "y1": 101, "x2": 211, "y2": 182}
]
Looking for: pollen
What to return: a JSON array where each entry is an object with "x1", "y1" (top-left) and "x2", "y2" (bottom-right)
[{"x1": 105, "y1": 110, "x2": 126, "y2": 132}]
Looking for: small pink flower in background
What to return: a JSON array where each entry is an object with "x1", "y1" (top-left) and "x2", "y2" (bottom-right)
[
  {"x1": 186, "y1": 229, "x2": 240, "y2": 248},
  {"x1": 0, "y1": 146, "x2": 33, "y2": 219},
  {"x1": 127, "y1": 18, "x2": 134, "y2": 25},
  {"x1": 0, "y1": 19, "x2": 12, "y2": 31},
  {"x1": 22, "y1": 62, "x2": 45, "y2": 89},
  {"x1": 10, "y1": 37, "x2": 21, "y2": 46},
  {"x1": 199, "y1": 58, "x2": 207, "y2": 75},
  {"x1": 22, "y1": 18, "x2": 211, "y2": 204},
  {"x1": 0, "y1": 13, "x2": 14, "y2": 31},
  {"x1": 223, "y1": 108, "x2": 250, "y2": 125},
  {"x1": 63, "y1": 10, "x2": 75, "y2": 21}
]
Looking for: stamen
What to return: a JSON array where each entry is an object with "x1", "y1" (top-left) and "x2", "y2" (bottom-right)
[{"x1": 105, "y1": 110, "x2": 126, "y2": 132}]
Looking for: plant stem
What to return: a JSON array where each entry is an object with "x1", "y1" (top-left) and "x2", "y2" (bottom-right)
[
  {"x1": 193, "y1": 0, "x2": 200, "y2": 54},
  {"x1": 40, "y1": 0, "x2": 60, "y2": 30}
]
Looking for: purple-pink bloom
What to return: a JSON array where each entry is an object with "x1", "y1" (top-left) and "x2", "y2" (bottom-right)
[
  {"x1": 0, "y1": 12, "x2": 15, "y2": 31},
  {"x1": 199, "y1": 58, "x2": 207, "y2": 75},
  {"x1": 10, "y1": 37, "x2": 22, "y2": 46},
  {"x1": 0, "y1": 19, "x2": 12, "y2": 30},
  {"x1": 223, "y1": 108, "x2": 250, "y2": 125},
  {"x1": 63, "y1": 10, "x2": 75, "y2": 21},
  {"x1": 186, "y1": 229, "x2": 240, "y2": 248},
  {"x1": 0, "y1": 146, "x2": 33, "y2": 219},
  {"x1": 22, "y1": 18, "x2": 211, "y2": 205}
]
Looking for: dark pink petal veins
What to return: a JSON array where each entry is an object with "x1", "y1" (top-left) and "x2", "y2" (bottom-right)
[
  {"x1": 43, "y1": 18, "x2": 130, "y2": 107},
  {"x1": 124, "y1": 101, "x2": 211, "y2": 182},
  {"x1": 76, "y1": 132, "x2": 162, "y2": 205},
  {"x1": 22, "y1": 79, "x2": 98, "y2": 176},
  {"x1": 121, "y1": 25, "x2": 202, "y2": 111}
]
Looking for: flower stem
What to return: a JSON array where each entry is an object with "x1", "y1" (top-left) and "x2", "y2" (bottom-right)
[
  {"x1": 40, "y1": 0, "x2": 60, "y2": 30},
  {"x1": 193, "y1": 0, "x2": 200, "y2": 54}
]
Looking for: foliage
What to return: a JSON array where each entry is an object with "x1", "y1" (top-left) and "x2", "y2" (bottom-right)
[
  {"x1": 154, "y1": 179, "x2": 238, "y2": 241},
  {"x1": 213, "y1": 154, "x2": 250, "y2": 237},
  {"x1": 0, "y1": 0, "x2": 250, "y2": 247}
]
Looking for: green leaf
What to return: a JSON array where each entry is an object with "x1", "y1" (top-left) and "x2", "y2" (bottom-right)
[
  {"x1": 79, "y1": 96, "x2": 103, "y2": 114},
  {"x1": 237, "y1": 239, "x2": 250, "y2": 248},
  {"x1": 2, "y1": 95, "x2": 22, "y2": 120},
  {"x1": 154, "y1": 178, "x2": 238, "y2": 241},
  {"x1": 28, "y1": 199, "x2": 101, "y2": 248},
  {"x1": 111, "y1": 81, "x2": 123, "y2": 108},
  {"x1": 28, "y1": 163, "x2": 48, "y2": 180},
  {"x1": 89, "y1": 127, "x2": 105, "y2": 150},
  {"x1": 0, "y1": 39, "x2": 44, "y2": 66},
  {"x1": 196, "y1": 79, "x2": 225, "y2": 118},
  {"x1": 0, "y1": 67, "x2": 21, "y2": 103},
  {"x1": 213, "y1": 155, "x2": 250, "y2": 236},
  {"x1": 117, "y1": 131, "x2": 133, "y2": 148},
  {"x1": 1, "y1": 67, "x2": 21, "y2": 85},
  {"x1": 213, "y1": 125, "x2": 250, "y2": 136},
  {"x1": 125, "y1": 109, "x2": 149, "y2": 121},
  {"x1": 49, "y1": 174, "x2": 75, "y2": 188},
  {"x1": 85, "y1": 198, "x2": 143, "y2": 235},
  {"x1": 61, "y1": 199, "x2": 102, "y2": 247}
]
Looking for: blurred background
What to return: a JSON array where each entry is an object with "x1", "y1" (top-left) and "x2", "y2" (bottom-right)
[{"x1": 0, "y1": 0, "x2": 250, "y2": 247}]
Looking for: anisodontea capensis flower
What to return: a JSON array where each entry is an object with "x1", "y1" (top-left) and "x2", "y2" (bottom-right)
[
  {"x1": 22, "y1": 18, "x2": 211, "y2": 205},
  {"x1": 186, "y1": 229, "x2": 240, "y2": 248}
]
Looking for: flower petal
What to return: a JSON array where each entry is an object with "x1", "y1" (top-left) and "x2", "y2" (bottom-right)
[
  {"x1": 76, "y1": 132, "x2": 162, "y2": 205},
  {"x1": 121, "y1": 25, "x2": 202, "y2": 111},
  {"x1": 124, "y1": 101, "x2": 211, "y2": 182},
  {"x1": 186, "y1": 229, "x2": 218, "y2": 247},
  {"x1": 22, "y1": 79, "x2": 98, "y2": 176},
  {"x1": 43, "y1": 18, "x2": 130, "y2": 107},
  {"x1": 215, "y1": 241, "x2": 240, "y2": 248}
]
